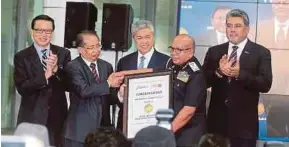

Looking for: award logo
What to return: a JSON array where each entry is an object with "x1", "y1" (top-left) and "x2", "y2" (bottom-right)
[{"x1": 144, "y1": 104, "x2": 153, "y2": 113}]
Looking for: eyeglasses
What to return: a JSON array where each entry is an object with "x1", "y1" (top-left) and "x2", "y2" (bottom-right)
[
  {"x1": 33, "y1": 29, "x2": 53, "y2": 35},
  {"x1": 83, "y1": 44, "x2": 102, "y2": 50},
  {"x1": 168, "y1": 46, "x2": 191, "y2": 54}
]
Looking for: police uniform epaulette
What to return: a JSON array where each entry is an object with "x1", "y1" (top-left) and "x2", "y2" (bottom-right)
[{"x1": 183, "y1": 57, "x2": 201, "y2": 73}]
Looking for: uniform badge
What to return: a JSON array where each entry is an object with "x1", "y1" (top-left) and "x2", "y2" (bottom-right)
[
  {"x1": 188, "y1": 62, "x2": 200, "y2": 72},
  {"x1": 177, "y1": 71, "x2": 189, "y2": 83}
]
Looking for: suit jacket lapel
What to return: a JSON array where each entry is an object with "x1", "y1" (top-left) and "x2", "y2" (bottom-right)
[
  {"x1": 240, "y1": 40, "x2": 252, "y2": 66},
  {"x1": 97, "y1": 60, "x2": 106, "y2": 81},
  {"x1": 77, "y1": 57, "x2": 95, "y2": 83},
  {"x1": 27, "y1": 45, "x2": 45, "y2": 75},
  {"x1": 148, "y1": 49, "x2": 157, "y2": 68},
  {"x1": 129, "y1": 52, "x2": 138, "y2": 69},
  {"x1": 50, "y1": 44, "x2": 59, "y2": 56},
  {"x1": 221, "y1": 42, "x2": 229, "y2": 56}
]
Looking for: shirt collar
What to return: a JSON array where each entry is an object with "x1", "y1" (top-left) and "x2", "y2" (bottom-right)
[
  {"x1": 34, "y1": 43, "x2": 50, "y2": 59},
  {"x1": 34, "y1": 43, "x2": 50, "y2": 51},
  {"x1": 137, "y1": 48, "x2": 154, "y2": 59},
  {"x1": 229, "y1": 38, "x2": 248, "y2": 49},
  {"x1": 81, "y1": 56, "x2": 97, "y2": 68}
]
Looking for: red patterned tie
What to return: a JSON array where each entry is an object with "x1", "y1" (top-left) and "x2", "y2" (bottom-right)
[
  {"x1": 90, "y1": 63, "x2": 100, "y2": 82},
  {"x1": 228, "y1": 46, "x2": 238, "y2": 82}
]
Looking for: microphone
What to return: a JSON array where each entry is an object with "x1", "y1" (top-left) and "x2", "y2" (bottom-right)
[{"x1": 155, "y1": 109, "x2": 174, "y2": 130}]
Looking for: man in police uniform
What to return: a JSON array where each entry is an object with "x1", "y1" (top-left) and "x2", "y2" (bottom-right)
[{"x1": 166, "y1": 34, "x2": 207, "y2": 147}]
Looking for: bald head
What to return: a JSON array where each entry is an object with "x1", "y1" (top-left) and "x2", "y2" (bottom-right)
[
  {"x1": 172, "y1": 34, "x2": 195, "y2": 51},
  {"x1": 170, "y1": 34, "x2": 195, "y2": 65}
]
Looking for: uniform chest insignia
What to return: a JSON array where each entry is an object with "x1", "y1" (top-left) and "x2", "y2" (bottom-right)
[
  {"x1": 177, "y1": 71, "x2": 189, "y2": 83},
  {"x1": 188, "y1": 62, "x2": 200, "y2": 72}
]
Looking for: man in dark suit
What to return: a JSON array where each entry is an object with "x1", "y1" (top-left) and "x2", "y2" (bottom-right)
[
  {"x1": 116, "y1": 20, "x2": 170, "y2": 130},
  {"x1": 63, "y1": 30, "x2": 124, "y2": 147},
  {"x1": 14, "y1": 15, "x2": 71, "y2": 147},
  {"x1": 203, "y1": 9, "x2": 272, "y2": 147}
]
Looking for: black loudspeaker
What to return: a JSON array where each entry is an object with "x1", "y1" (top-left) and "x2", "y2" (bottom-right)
[
  {"x1": 101, "y1": 3, "x2": 133, "y2": 51},
  {"x1": 64, "y1": 2, "x2": 98, "y2": 48}
]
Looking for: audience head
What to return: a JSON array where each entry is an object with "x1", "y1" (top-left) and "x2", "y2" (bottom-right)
[
  {"x1": 132, "y1": 125, "x2": 176, "y2": 147},
  {"x1": 76, "y1": 30, "x2": 101, "y2": 62},
  {"x1": 31, "y1": 14, "x2": 55, "y2": 48},
  {"x1": 131, "y1": 20, "x2": 155, "y2": 55},
  {"x1": 198, "y1": 134, "x2": 229, "y2": 147},
  {"x1": 226, "y1": 9, "x2": 250, "y2": 45},
  {"x1": 169, "y1": 34, "x2": 195, "y2": 65},
  {"x1": 84, "y1": 127, "x2": 130, "y2": 147},
  {"x1": 211, "y1": 6, "x2": 232, "y2": 33},
  {"x1": 14, "y1": 122, "x2": 50, "y2": 147}
]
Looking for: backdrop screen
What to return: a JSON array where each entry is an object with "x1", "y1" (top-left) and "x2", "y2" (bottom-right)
[{"x1": 178, "y1": 0, "x2": 289, "y2": 141}]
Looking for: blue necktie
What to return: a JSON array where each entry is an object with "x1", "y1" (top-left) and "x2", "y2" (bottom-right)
[{"x1": 138, "y1": 56, "x2": 145, "y2": 69}]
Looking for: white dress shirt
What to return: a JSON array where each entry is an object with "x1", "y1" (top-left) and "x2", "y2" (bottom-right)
[{"x1": 137, "y1": 48, "x2": 155, "y2": 68}]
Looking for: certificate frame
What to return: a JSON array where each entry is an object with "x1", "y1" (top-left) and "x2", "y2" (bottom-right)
[{"x1": 122, "y1": 71, "x2": 173, "y2": 139}]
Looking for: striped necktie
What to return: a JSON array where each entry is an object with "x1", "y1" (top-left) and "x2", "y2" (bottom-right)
[
  {"x1": 90, "y1": 63, "x2": 100, "y2": 82},
  {"x1": 228, "y1": 46, "x2": 238, "y2": 82},
  {"x1": 229, "y1": 46, "x2": 238, "y2": 67},
  {"x1": 41, "y1": 49, "x2": 48, "y2": 70}
]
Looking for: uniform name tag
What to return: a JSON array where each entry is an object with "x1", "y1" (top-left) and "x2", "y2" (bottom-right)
[{"x1": 177, "y1": 71, "x2": 189, "y2": 83}]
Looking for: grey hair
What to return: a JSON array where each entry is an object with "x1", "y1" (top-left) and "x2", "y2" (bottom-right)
[
  {"x1": 131, "y1": 20, "x2": 154, "y2": 36},
  {"x1": 226, "y1": 9, "x2": 250, "y2": 26}
]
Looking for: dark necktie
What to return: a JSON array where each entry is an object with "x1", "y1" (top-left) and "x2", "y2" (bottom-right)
[
  {"x1": 90, "y1": 63, "x2": 100, "y2": 82},
  {"x1": 41, "y1": 49, "x2": 48, "y2": 70},
  {"x1": 229, "y1": 46, "x2": 238, "y2": 67}
]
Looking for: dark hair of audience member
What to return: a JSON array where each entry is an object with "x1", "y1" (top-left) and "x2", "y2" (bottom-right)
[
  {"x1": 198, "y1": 134, "x2": 229, "y2": 147},
  {"x1": 84, "y1": 127, "x2": 130, "y2": 147}
]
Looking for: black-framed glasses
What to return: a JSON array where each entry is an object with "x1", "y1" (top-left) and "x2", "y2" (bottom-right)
[
  {"x1": 168, "y1": 46, "x2": 191, "y2": 54},
  {"x1": 33, "y1": 29, "x2": 53, "y2": 35}
]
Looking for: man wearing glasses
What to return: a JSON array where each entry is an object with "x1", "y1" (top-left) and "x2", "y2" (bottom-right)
[
  {"x1": 14, "y1": 15, "x2": 71, "y2": 147},
  {"x1": 63, "y1": 30, "x2": 124, "y2": 147},
  {"x1": 203, "y1": 9, "x2": 272, "y2": 147},
  {"x1": 166, "y1": 34, "x2": 206, "y2": 147}
]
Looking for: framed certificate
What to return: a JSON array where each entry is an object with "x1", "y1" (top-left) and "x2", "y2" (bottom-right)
[{"x1": 122, "y1": 71, "x2": 173, "y2": 139}]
